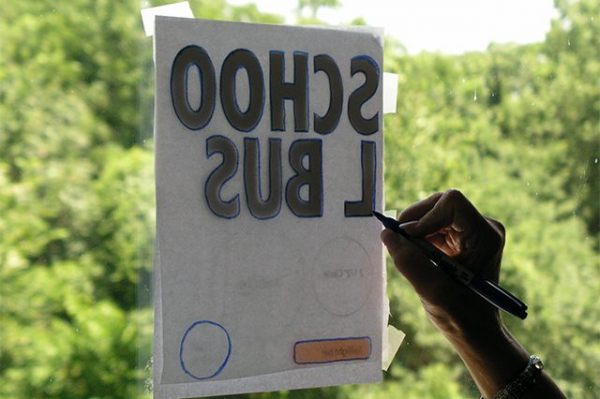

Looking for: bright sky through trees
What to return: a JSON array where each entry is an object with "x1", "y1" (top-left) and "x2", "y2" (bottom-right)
[{"x1": 228, "y1": 0, "x2": 558, "y2": 54}]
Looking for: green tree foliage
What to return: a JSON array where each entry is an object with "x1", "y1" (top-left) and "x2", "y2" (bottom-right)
[
  {"x1": 0, "y1": 0, "x2": 597, "y2": 398},
  {"x1": 297, "y1": 0, "x2": 341, "y2": 19}
]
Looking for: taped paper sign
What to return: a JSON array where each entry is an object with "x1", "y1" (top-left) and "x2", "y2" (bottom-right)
[{"x1": 154, "y1": 16, "x2": 385, "y2": 398}]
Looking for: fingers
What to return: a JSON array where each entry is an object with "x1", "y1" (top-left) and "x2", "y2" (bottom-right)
[
  {"x1": 400, "y1": 189, "x2": 484, "y2": 237},
  {"x1": 392, "y1": 189, "x2": 506, "y2": 281},
  {"x1": 398, "y1": 192, "x2": 444, "y2": 225}
]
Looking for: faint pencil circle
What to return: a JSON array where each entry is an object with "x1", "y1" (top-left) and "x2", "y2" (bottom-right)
[{"x1": 313, "y1": 237, "x2": 373, "y2": 316}]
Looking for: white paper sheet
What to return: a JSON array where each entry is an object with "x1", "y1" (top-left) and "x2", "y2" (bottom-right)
[{"x1": 154, "y1": 16, "x2": 385, "y2": 398}]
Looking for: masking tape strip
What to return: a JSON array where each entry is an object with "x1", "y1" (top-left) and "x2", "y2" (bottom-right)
[
  {"x1": 382, "y1": 325, "x2": 405, "y2": 371},
  {"x1": 383, "y1": 72, "x2": 399, "y2": 114},
  {"x1": 141, "y1": 1, "x2": 195, "y2": 37}
]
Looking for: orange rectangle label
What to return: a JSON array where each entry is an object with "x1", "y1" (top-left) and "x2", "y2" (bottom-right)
[{"x1": 294, "y1": 336, "x2": 371, "y2": 364}]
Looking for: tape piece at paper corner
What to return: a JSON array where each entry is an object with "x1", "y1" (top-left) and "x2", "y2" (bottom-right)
[
  {"x1": 383, "y1": 72, "x2": 398, "y2": 114},
  {"x1": 382, "y1": 324, "x2": 405, "y2": 371},
  {"x1": 141, "y1": 1, "x2": 195, "y2": 37}
]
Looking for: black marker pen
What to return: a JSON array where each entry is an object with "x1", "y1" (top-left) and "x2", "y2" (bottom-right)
[{"x1": 373, "y1": 211, "x2": 528, "y2": 320}]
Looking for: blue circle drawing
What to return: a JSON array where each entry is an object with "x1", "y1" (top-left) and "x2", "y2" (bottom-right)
[{"x1": 179, "y1": 320, "x2": 232, "y2": 381}]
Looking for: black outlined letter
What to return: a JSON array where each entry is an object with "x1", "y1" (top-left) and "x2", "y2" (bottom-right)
[
  {"x1": 344, "y1": 141, "x2": 376, "y2": 217},
  {"x1": 205, "y1": 136, "x2": 240, "y2": 218},
  {"x1": 348, "y1": 56, "x2": 379, "y2": 135},
  {"x1": 221, "y1": 49, "x2": 265, "y2": 132},
  {"x1": 313, "y1": 54, "x2": 343, "y2": 135},
  {"x1": 286, "y1": 139, "x2": 323, "y2": 217},
  {"x1": 171, "y1": 45, "x2": 216, "y2": 130},
  {"x1": 270, "y1": 51, "x2": 309, "y2": 132},
  {"x1": 244, "y1": 137, "x2": 282, "y2": 219}
]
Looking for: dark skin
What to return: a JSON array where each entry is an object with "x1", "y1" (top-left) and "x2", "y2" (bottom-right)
[{"x1": 380, "y1": 189, "x2": 566, "y2": 398}]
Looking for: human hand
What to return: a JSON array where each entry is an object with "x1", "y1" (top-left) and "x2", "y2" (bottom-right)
[
  {"x1": 382, "y1": 189, "x2": 567, "y2": 398},
  {"x1": 381, "y1": 189, "x2": 506, "y2": 334}
]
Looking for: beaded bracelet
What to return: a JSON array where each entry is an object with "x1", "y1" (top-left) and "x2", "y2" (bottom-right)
[{"x1": 485, "y1": 355, "x2": 544, "y2": 399}]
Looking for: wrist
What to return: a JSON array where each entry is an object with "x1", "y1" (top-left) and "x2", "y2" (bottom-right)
[
  {"x1": 490, "y1": 355, "x2": 544, "y2": 399},
  {"x1": 424, "y1": 287, "x2": 502, "y2": 341},
  {"x1": 441, "y1": 320, "x2": 530, "y2": 397}
]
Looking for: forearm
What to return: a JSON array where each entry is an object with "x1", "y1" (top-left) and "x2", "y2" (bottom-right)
[{"x1": 441, "y1": 320, "x2": 566, "y2": 398}]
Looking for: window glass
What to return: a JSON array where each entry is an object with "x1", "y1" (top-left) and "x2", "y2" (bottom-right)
[{"x1": 0, "y1": 1, "x2": 597, "y2": 398}]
